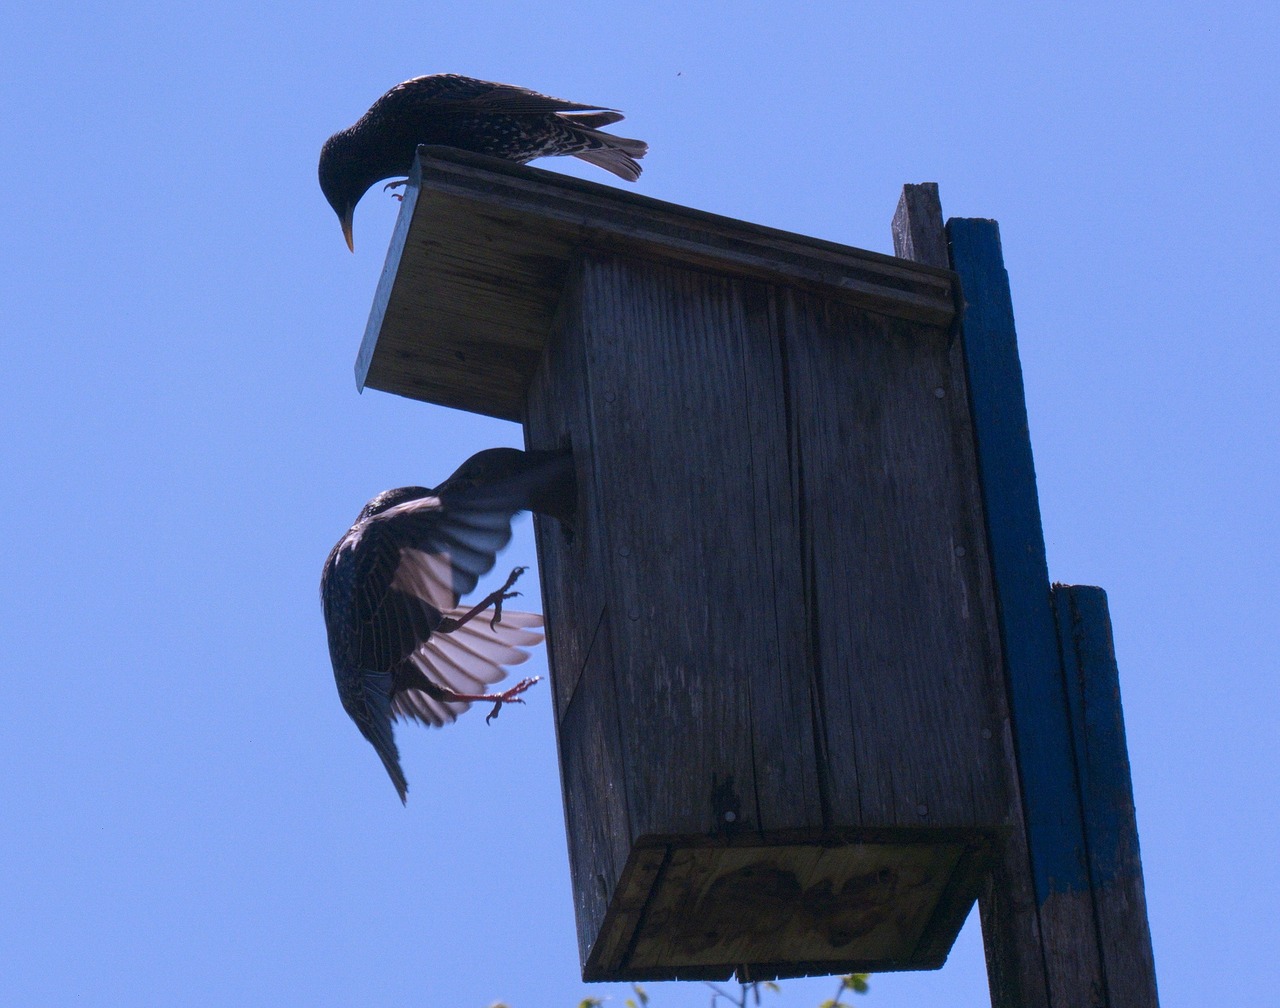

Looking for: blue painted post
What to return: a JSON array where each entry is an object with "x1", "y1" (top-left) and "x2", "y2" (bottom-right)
[
  {"x1": 1052, "y1": 585, "x2": 1160, "y2": 1005},
  {"x1": 946, "y1": 218, "x2": 1107, "y2": 1006}
]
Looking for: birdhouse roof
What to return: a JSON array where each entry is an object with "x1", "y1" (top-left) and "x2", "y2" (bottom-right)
[{"x1": 356, "y1": 147, "x2": 958, "y2": 422}]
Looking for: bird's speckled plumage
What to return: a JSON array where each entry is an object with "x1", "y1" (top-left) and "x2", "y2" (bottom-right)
[
  {"x1": 319, "y1": 73, "x2": 648, "y2": 250},
  {"x1": 320, "y1": 448, "x2": 575, "y2": 802}
]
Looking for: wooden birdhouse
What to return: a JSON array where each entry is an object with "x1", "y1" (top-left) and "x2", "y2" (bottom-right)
[{"x1": 357, "y1": 148, "x2": 1012, "y2": 982}]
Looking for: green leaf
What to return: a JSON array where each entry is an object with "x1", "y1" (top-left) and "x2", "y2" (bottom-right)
[
  {"x1": 763, "y1": 982, "x2": 781, "y2": 994},
  {"x1": 632, "y1": 984, "x2": 649, "y2": 1007},
  {"x1": 839, "y1": 974, "x2": 870, "y2": 995},
  {"x1": 577, "y1": 999, "x2": 605, "y2": 1008}
]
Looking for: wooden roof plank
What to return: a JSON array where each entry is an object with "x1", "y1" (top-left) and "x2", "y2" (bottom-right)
[{"x1": 357, "y1": 146, "x2": 959, "y2": 421}]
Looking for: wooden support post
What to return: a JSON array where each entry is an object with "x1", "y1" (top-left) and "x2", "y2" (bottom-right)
[
  {"x1": 949, "y1": 214, "x2": 1105, "y2": 1007},
  {"x1": 1052, "y1": 585, "x2": 1160, "y2": 1006},
  {"x1": 891, "y1": 184, "x2": 949, "y2": 269},
  {"x1": 894, "y1": 184, "x2": 1158, "y2": 1008}
]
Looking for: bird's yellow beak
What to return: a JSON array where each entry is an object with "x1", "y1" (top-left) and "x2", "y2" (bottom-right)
[{"x1": 341, "y1": 207, "x2": 355, "y2": 253}]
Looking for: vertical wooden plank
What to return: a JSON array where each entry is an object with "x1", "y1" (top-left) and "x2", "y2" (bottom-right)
[
  {"x1": 572, "y1": 253, "x2": 823, "y2": 841},
  {"x1": 525, "y1": 263, "x2": 635, "y2": 967},
  {"x1": 947, "y1": 217, "x2": 1106, "y2": 1007},
  {"x1": 778, "y1": 290, "x2": 1007, "y2": 831},
  {"x1": 891, "y1": 185, "x2": 1050, "y2": 1007},
  {"x1": 1053, "y1": 585, "x2": 1160, "y2": 1008},
  {"x1": 891, "y1": 183, "x2": 949, "y2": 269}
]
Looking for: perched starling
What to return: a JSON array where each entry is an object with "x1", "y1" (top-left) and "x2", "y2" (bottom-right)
[
  {"x1": 320, "y1": 447, "x2": 575, "y2": 802},
  {"x1": 319, "y1": 73, "x2": 648, "y2": 250}
]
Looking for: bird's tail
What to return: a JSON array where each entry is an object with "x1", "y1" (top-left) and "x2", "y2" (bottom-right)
[{"x1": 570, "y1": 127, "x2": 648, "y2": 182}]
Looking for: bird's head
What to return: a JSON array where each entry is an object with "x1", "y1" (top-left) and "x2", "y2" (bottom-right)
[
  {"x1": 318, "y1": 130, "x2": 365, "y2": 252},
  {"x1": 437, "y1": 447, "x2": 530, "y2": 490}
]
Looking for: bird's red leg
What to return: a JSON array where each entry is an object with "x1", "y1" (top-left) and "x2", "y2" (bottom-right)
[
  {"x1": 383, "y1": 179, "x2": 409, "y2": 202},
  {"x1": 431, "y1": 675, "x2": 544, "y2": 724},
  {"x1": 435, "y1": 566, "x2": 527, "y2": 633}
]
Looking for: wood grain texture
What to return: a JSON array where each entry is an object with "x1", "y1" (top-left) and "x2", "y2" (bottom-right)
[
  {"x1": 570, "y1": 255, "x2": 823, "y2": 843},
  {"x1": 581, "y1": 830, "x2": 994, "y2": 982},
  {"x1": 948, "y1": 218, "x2": 1110, "y2": 1007},
  {"x1": 892, "y1": 184, "x2": 949, "y2": 269},
  {"x1": 1053, "y1": 585, "x2": 1160, "y2": 1008},
  {"x1": 777, "y1": 289, "x2": 1007, "y2": 831},
  {"x1": 892, "y1": 186, "x2": 1055, "y2": 1008},
  {"x1": 358, "y1": 148, "x2": 958, "y2": 421},
  {"x1": 525, "y1": 248, "x2": 1008, "y2": 979},
  {"x1": 524, "y1": 264, "x2": 634, "y2": 964}
]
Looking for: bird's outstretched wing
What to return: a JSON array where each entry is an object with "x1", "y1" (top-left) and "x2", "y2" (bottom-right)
[
  {"x1": 392, "y1": 609, "x2": 544, "y2": 727},
  {"x1": 325, "y1": 488, "x2": 523, "y2": 681},
  {"x1": 321, "y1": 449, "x2": 573, "y2": 800}
]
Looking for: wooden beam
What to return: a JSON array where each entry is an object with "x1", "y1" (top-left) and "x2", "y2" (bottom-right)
[
  {"x1": 894, "y1": 187, "x2": 1160, "y2": 1006},
  {"x1": 1052, "y1": 585, "x2": 1160, "y2": 1007},
  {"x1": 892, "y1": 184, "x2": 949, "y2": 269},
  {"x1": 892, "y1": 189, "x2": 1050, "y2": 1006},
  {"x1": 355, "y1": 149, "x2": 959, "y2": 421},
  {"x1": 948, "y1": 216, "x2": 1107, "y2": 1007}
]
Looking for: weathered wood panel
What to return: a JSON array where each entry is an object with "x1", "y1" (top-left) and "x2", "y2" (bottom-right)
[
  {"x1": 891, "y1": 185, "x2": 1056, "y2": 1008},
  {"x1": 358, "y1": 148, "x2": 958, "y2": 421},
  {"x1": 525, "y1": 266, "x2": 633, "y2": 964},
  {"x1": 569, "y1": 254, "x2": 823, "y2": 843},
  {"x1": 626, "y1": 839, "x2": 955, "y2": 973},
  {"x1": 526, "y1": 247, "x2": 1007, "y2": 979},
  {"x1": 777, "y1": 289, "x2": 1007, "y2": 830},
  {"x1": 1053, "y1": 585, "x2": 1160, "y2": 1008},
  {"x1": 948, "y1": 218, "x2": 1108, "y2": 1007},
  {"x1": 892, "y1": 184, "x2": 950, "y2": 269},
  {"x1": 576, "y1": 828, "x2": 994, "y2": 982}
]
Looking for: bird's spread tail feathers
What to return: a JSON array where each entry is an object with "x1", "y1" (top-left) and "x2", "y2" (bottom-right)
[{"x1": 571, "y1": 127, "x2": 648, "y2": 182}]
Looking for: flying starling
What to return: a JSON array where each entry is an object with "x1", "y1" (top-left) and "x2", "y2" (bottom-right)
[
  {"x1": 321, "y1": 447, "x2": 575, "y2": 802},
  {"x1": 319, "y1": 73, "x2": 648, "y2": 250}
]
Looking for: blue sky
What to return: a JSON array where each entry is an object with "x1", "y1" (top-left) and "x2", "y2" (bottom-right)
[{"x1": 2, "y1": 3, "x2": 1276, "y2": 1005}]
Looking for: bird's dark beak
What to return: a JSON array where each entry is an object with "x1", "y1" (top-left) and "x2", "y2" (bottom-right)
[{"x1": 340, "y1": 206, "x2": 355, "y2": 253}]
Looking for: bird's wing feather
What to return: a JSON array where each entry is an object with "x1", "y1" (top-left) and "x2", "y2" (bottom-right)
[
  {"x1": 375, "y1": 491, "x2": 521, "y2": 603},
  {"x1": 391, "y1": 609, "x2": 544, "y2": 727},
  {"x1": 396, "y1": 74, "x2": 624, "y2": 118},
  {"x1": 326, "y1": 488, "x2": 527, "y2": 677}
]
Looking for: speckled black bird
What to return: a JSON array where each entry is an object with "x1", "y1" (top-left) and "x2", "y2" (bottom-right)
[
  {"x1": 319, "y1": 73, "x2": 648, "y2": 250},
  {"x1": 321, "y1": 447, "x2": 575, "y2": 802}
]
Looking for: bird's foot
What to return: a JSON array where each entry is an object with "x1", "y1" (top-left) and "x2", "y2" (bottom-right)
[
  {"x1": 484, "y1": 676, "x2": 543, "y2": 725},
  {"x1": 383, "y1": 178, "x2": 409, "y2": 201},
  {"x1": 488, "y1": 566, "x2": 527, "y2": 629},
  {"x1": 436, "y1": 566, "x2": 529, "y2": 634}
]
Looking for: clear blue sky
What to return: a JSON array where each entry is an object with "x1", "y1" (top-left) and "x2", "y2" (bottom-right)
[{"x1": 2, "y1": 3, "x2": 1276, "y2": 1006}]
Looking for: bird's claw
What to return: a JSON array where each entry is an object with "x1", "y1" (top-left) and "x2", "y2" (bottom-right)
[
  {"x1": 488, "y1": 567, "x2": 529, "y2": 628},
  {"x1": 383, "y1": 179, "x2": 409, "y2": 202},
  {"x1": 484, "y1": 676, "x2": 543, "y2": 724},
  {"x1": 488, "y1": 589, "x2": 523, "y2": 629},
  {"x1": 485, "y1": 696, "x2": 524, "y2": 724}
]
